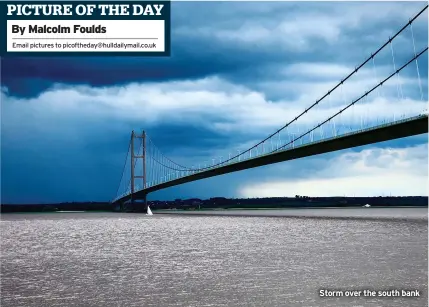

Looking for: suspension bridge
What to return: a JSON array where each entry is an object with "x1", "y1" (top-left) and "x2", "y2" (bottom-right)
[{"x1": 112, "y1": 6, "x2": 429, "y2": 212}]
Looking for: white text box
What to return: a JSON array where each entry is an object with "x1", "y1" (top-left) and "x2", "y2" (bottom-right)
[{"x1": 7, "y1": 19, "x2": 165, "y2": 52}]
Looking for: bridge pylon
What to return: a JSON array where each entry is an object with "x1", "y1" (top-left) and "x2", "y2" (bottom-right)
[{"x1": 130, "y1": 130, "x2": 148, "y2": 213}]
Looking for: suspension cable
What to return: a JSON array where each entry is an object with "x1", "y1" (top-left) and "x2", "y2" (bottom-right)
[
  {"x1": 142, "y1": 5, "x2": 428, "y2": 173},
  {"x1": 117, "y1": 4, "x2": 428, "y2": 182},
  {"x1": 274, "y1": 46, "x2": 428, "y2": 152},
  {"x1": 112, "y1": 138, "x2": 131, "y2": 201}
]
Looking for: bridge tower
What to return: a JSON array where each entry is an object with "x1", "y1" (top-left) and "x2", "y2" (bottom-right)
[{"x1": 130, "y1": 130, "x2": 148, "y2": 212}]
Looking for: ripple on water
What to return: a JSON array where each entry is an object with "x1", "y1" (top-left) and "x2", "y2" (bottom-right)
[{"x1": 1, "y1": 211, "x2": 427, "y2": 307}]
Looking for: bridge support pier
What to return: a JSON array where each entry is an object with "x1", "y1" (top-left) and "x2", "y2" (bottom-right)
[
  {"x1": 129, "y1": 195, "x2": 148, "y2": 213},
  {"x1": 144, "y1": 194, "x2": 148, "y2": 213},
  {"x1": 130, "y1": 130, "x2": 148, "y2": 213}
]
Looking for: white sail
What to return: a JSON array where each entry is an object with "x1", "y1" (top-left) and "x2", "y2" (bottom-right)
[{"x1": 147, "y1": 205, "x2": 153, "y2": 216}]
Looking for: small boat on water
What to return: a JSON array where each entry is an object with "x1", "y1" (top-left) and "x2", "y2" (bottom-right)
[
  {"x1": 147, "y1": 205, "x2": 153, "y2": 216},
  {"x1": 362, "y1": 204, "x2": 371, "y2": 208}
]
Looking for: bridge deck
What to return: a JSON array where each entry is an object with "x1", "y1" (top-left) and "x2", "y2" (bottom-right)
[{"x1": 114, "y1": 115, "x2": 428, "y2": 204}]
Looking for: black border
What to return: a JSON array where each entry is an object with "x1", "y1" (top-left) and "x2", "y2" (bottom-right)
[{"x1": 1, "y1": 1, "x2": 171, "y2": 56}]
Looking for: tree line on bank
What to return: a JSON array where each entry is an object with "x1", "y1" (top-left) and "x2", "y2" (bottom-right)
[{"x1": 1, "y1": 196, "x2": 428, "y2": 213}]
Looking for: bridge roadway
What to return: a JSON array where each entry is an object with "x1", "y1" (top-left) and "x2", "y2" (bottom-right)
[{"x1": 114, "y1": 114, "x2": 428, "y2": 204}]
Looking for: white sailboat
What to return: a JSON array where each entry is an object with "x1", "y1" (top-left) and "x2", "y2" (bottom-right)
[{"x1": 147, "y1": 205, "x2": 153, "y2": 216}]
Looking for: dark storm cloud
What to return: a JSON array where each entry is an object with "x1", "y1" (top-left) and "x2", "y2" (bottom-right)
[{"x1": 3, "y1": 2, "x2": 426, "y2": 97}]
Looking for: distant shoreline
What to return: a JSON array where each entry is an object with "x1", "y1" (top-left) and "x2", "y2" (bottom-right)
[
  {"x1": 1, "y1": 205, "x2": 427, "y2": 214},
  {"x1": 2, "y1": 196, "x2": 428, "y2": 213}
]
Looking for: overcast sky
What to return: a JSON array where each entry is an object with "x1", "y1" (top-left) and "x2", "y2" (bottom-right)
[{"x1": 1, "y1": 1, "x2": 428, "y2": 203}]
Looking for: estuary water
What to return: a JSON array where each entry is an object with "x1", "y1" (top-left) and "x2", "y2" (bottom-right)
[{"x1": 1, "y1": 208, "x2": 428, "y2": 307}]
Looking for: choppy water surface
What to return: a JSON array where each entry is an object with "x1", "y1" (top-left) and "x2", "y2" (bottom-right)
[{"x1": 1, "y1": 208, "x2": 428, "y2": 307}]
